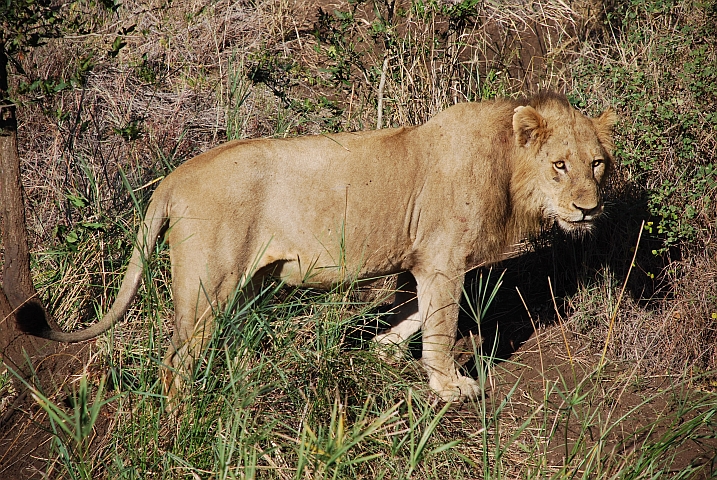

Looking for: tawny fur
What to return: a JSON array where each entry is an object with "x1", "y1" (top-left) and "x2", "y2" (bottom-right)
[{"x1": 17, "y1": 92, "x2": 616, "y2": 406}]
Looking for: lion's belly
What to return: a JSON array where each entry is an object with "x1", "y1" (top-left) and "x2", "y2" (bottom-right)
[{"x1": 260, "y1": 229, "x2": 409, "y2": 288}]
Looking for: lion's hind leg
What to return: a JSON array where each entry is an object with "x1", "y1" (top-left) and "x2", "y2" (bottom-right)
[
  {"x1": 162, "y1": 248, "x2": 275, "y2": 413},
  {"x1": 162, "y1": 269, "x2": 224, "y2": 413},
  {"x1": 161, "y1": 301, "x2": 213, "y2": 413},
  {"x1": 162, "y1": 278, "x2": 265, "y2": 413}
]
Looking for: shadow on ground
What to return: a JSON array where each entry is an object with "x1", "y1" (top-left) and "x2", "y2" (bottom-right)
[{"x1": 460, "y1": 188, "x2": 676, "y2": 367}]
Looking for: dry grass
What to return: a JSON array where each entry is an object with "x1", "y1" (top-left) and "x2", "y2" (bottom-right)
[{"x1": 568, "y1": 254, "x2": 717, "y2": 379}]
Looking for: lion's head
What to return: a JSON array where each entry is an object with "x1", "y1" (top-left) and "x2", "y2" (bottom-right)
[{"x1": 512, "y1": 93, "x2": 617, "y2": 234}]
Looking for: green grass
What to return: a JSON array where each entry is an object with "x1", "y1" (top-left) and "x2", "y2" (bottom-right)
[
  {"x1": 22, "y1": 238, "x2": 717, "y2": 478},
  {"x1": 25, "y1": 285, "x2": 717, "y2": 478}
]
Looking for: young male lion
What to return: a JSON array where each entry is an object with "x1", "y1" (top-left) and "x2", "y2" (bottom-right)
[{"x1": 18, "y1": 92, "x2": 616, "y2": 405}]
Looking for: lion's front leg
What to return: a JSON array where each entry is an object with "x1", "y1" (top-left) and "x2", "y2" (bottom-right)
[
  {"x1": 373, "y1": 272, "x2": 421, "y2": 359},
  {"x1": 415, "y1": 270, "x2": 481, "y2": 402}
]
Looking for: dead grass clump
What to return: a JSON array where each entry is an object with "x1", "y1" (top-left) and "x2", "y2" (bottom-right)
[
  {"x1": 665, "y1": 256, "x2": 717, "y2": 375},
  {"x1": 17, "y1": 0, "x2": 303, "y2": 250},
  {"x1": 567, "y1": 253, "x2": 717, "y2": 381},
  {"x1": 299, "y1": 0, "x2": 583, "y2": 131}
]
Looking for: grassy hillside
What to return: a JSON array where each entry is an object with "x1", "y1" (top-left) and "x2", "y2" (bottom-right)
[{"x1": 1, "y1": 0, "x2": 716, "y2": 477}]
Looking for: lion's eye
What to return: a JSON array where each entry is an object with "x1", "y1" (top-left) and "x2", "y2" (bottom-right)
[
  {"x1": 592, "y1": 159, "x2": 603, "y2": 168},
  {"x1": 553, "y1": 160, "x2": 566, "y2": 170}
]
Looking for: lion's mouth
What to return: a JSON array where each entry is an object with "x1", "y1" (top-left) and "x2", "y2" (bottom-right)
[{"x1": 556, "y1": 216, "x2": 595, "y2": 233}]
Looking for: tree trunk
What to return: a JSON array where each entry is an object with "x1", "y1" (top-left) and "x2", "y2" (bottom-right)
[
  {"x1": 0, "y1": 44, "x2": 36, "y2": 307},
  {"x1": 0, "y1": 43, "x2": 68, "y2": 403},
  {"x1": 0, "y1": 35, "x2": 91, "y2": 479}
]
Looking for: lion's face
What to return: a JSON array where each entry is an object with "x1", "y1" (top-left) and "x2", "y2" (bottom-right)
[{"x1": 513, "y1": 100, "x2": 617, "y2": 234}]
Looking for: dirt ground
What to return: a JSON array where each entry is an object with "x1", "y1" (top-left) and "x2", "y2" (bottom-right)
[
  {"x1": 488, "y1": 326, "x2": 717, "y2": 477},
  {"x1": 0, "y1": 341, "x2": 91, "y2": 479}
]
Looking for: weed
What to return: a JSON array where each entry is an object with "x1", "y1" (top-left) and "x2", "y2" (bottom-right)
[{"x1": 576, "y1": 0, "x2": 717, "y2": 252}]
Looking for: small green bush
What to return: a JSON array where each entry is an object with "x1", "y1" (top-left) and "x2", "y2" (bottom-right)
[{"x1": 578, "y1": 0, "x2": 717, "y2": 252}]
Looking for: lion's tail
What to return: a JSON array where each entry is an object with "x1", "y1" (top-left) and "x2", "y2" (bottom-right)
[{"x1": 16, "y1": 186, "x2": 170, "y2": 343}]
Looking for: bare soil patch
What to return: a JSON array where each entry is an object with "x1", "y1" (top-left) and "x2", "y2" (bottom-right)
[{"x1": 491, "y1": 326, "x2": 717, "y2": 477}]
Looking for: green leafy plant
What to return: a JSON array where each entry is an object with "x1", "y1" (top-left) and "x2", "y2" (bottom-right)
[
  {"x1": 30, "y1": 374, "x2": 115, "y2": 480},
  {"x1": 586, "y1": 0, "x2": 717, "y2": 252}
]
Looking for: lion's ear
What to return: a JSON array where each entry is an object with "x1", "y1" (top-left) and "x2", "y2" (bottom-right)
[
  {"x1": 513, "y1": 105, "x2": 549, "y2": 148},
  {"x1": 592, "y1": 108, "x2": 618, "y2": 154}
]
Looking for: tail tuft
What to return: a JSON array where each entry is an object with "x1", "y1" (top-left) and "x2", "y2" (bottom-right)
[{"x1": 15, "y1": 300, "x2": 53, "y2": 337}]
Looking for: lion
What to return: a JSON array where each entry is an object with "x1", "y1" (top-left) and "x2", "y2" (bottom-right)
[{"x1": 17, "y1": 92, "x2": 616, "y2": 405}]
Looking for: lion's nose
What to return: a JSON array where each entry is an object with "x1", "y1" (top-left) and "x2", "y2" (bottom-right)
[{"x1": 572, "y1": 202, "x2": 601, "y2": 219}]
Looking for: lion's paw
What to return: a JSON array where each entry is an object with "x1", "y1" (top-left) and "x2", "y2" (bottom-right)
[
  {"x1": 372, "y1": 331, "x2": 410, "y2": 363},
  {"x1": 372, "y1": 338, "x2": 407, "y2": 364},
  {"x1": 429, "y1": 374, "x2": 481, "y2": 403}
]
